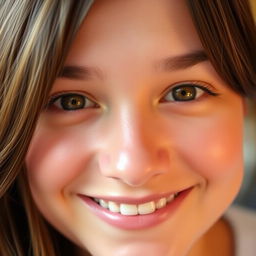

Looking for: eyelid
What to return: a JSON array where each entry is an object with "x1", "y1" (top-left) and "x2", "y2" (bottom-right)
[
  {"x1": 160, "y1": 80, "x2": 220, "y2": 102},
  {"x1": 45, "y1": 91, "x2": 99, "y2": 109}
]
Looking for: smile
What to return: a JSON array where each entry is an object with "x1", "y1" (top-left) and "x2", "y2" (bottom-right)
[
  {"x1": 93, "y1": 193, "x2": 178, "y2": 215},
  {"x1": 78, "y1": 187, "x2": 193, "y2": 230}
]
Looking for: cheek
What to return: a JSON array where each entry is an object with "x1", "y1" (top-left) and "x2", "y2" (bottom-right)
[
  {"x1": 25, "y1": 127, "x2": 91, "y2": 192},
  {"x1": 170, "y1": 111, "x2": 244, "y2": 182}
]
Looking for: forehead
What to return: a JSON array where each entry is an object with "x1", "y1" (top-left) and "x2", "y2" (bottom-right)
[{"x1": 65, "y1": 0, "x2": 204, "y2": 74}]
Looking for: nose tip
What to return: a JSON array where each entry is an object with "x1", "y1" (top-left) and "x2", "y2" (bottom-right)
[{"x1": 98, "y1": 148, "x2": 170, "y2": 187}]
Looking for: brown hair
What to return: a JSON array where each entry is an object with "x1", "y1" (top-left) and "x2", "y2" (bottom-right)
[
  {"x1": 0, "y1": 1, "x2": 93, "y2": 255},
  {"x1": 186, "y1": 0, "x2": 256, "y2": 98},
  {"x1": 0, "y1": 0, "x2": 255, "y2": 256}
]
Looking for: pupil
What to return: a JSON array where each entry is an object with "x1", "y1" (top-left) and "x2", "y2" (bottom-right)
[
  {"x1": 181, "y1": 90, "x2": 187, "y2": 96},
  {"x1": 173, "y1": 86, "x2": 196, "y2": 101},
  {"x1": 71, "y1": 99, "x2": 78, "y2": 105},
  {"x1": 61, "y1": 95, "x2": 85, "y2": 110}
]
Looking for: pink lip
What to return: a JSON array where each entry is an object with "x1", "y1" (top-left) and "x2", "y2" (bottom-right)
[
  {"x1": 78, "y1": 187, "x2": 193, "y2": 230},
  {"x1": 82, "y1": 191, "x2": 180, "y2": 205}
]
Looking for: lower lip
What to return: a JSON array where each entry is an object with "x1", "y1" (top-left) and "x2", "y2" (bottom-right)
[{"x1": 78, "y1": 187, "x2": 193, "y2": 230}]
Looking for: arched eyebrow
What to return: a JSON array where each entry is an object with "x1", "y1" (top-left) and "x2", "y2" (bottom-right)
[
  {"x1": 58, "y1": 50, "x2": 208, "y2": 80},
  {"x1": 156, "y1": 50, "x2": 208, "y2": 71}
]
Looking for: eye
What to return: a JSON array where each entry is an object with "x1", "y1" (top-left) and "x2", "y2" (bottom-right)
[
  {"x1": 162, "y1": 83, "x2": 218, "y2": 102},
  {"x1": 48, "y1": 93, "x2": 98, "y2": 111}
]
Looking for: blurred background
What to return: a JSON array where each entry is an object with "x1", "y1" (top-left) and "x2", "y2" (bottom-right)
[
  {"x1": 235, "y1": 100, "x2": 256, "y2": 209},
  {"x1": 234, "y1": 0, "x2": 256, "y2": 209}
]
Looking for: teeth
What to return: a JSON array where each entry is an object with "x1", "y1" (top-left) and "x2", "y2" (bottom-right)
[
  {"x1": 156, "y1": 197, "x2": 167, "y2": 209},
  {"x1": 167, "y1": 194, "x2": 175, "y2": 203},
  {"x1": 94, "y1": 192, "x2": 179, "y2": 215},
  {"x1": 138, "y1": 201, "x2": 155, "y2": 215},
  {"x1": 108, "y1": 201, "x2": 120, "y2": 213},
  {"x1": 99, "y1": 199, "x2": 108, "y2": 208},
  {"x1": 120, "y1": 204, "x2": 138, "y2": 215}
]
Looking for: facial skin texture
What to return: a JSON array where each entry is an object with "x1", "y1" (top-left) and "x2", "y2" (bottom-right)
[{"x1": 26, "y1": 0, "x2": 244, "y2": 255}]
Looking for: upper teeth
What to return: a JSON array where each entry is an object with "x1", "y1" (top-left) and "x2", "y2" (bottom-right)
[{"x1": 94, "y1": 193, "x2": 178, "y2": 216}]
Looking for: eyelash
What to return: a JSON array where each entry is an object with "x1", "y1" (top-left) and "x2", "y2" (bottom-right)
[
  {"x1": 45, "y1": 81, "x2": 219, "y2": 111},
  {"x1": 46, "y1": 91, "x2": 98, "y2": 112},
  {"x1": 160, "y1": 81, "x2": 219, "y2": 103}
]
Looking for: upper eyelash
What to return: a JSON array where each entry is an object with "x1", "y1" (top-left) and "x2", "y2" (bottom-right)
[
  {"x1": 190, "y1": 82, "x2": 219, "y2": 96},
  {"x1": 44, "y1": 81, "x2": 219, "y2": 109},
  {"x1": 162, "y1": 81, "x2": 220, "y2": 98},
  {"x1": 45, "y1": 91, "x2": 96, "y2": 108}
]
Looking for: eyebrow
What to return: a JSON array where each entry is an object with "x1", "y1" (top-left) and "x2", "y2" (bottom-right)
[
  {"x1": 157, "y1": 50, "x2": 208, "y2": 71},
  {"x1": 58, "y1": 50, "x2": 208, "y2": 80},
  {"x1": 58, "y1": 65, "x2": 103, "y2": 80}
]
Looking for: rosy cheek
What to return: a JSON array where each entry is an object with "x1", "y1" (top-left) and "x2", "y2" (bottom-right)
[
  {"x1": 26, "y1": 128, "x2": 89, "y2": 191},
  {"x1": 177, "y1": 114, "x2": 243, "y2": 181}
]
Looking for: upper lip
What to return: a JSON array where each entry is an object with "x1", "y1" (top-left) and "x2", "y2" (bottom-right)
[{"x1": 78, "y1": 186, "x2": 193, "y2": 204}]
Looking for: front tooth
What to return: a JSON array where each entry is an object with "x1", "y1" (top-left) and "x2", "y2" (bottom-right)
[
  {"x1": 156, "y1": 198, "x2": 167, "y2": 209},
  {"x1": 99, "y1": 199, "x2": 109, "y2": 208},
  {"x1": 108, "y1": 201, "x2": 120, "y2": 213},
  {"x1": 138, "y1": 201, "x2": 156, "y2": 215},
  {"x1": 167, "y1": 194, "x2": 175, "y2": 203},
  {"x1": 120, "y1": 204, "x2": 138, "y2": 215}
]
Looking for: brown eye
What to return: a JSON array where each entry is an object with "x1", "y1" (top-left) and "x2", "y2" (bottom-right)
[
  {"x1": 163, "y1": 84, "x2": 213, "y2": 102},
  {"x1": 51, "y1": 93, "x2": 97, "y2": 111},
  {"x1": 61, "y1": 94, "x2": 85, "y2": 110},
  {"x1": 172, "y1": 86, "x2": 197, "y2": 101}
]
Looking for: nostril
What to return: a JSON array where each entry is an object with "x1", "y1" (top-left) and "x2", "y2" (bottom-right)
[{"x1": 97, "y1": 146, "x2": 170, "y2": 186}]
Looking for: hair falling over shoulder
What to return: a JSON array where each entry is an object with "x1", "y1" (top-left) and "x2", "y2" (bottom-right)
[
  {"x1": 0, "y1": 0, "x2": 255, "y2": 255},
  {"x1": 0, "y1": 1, "x2": 93, "y2": 255}
]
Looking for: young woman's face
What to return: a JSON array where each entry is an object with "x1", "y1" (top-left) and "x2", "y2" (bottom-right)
[{"x1": 26, "y1": 0, "x2": 244, "y2": 255}]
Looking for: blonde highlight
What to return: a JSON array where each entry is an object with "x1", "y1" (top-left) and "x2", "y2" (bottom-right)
[{"x1": 0, "y1": 1, "x2": 94, "y2": 255}]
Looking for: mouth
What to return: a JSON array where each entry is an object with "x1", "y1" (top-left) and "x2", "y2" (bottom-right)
[
  {"x1": 78, "y1": 187, "x2": 193, "y2": 230},
  {"x1": 92, "y1": 192, "x2": 179, "y2": 216}
]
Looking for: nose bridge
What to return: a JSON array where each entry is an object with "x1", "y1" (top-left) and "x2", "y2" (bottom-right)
[
  {"x1": 117, "y1": 103, "x2": 150, "y2": 154},
  {"x1": 115, "y1": 107, "x2": 154, "y2": 169},
  {"x1": 98, "y1": 104, "x2": 170, "y2": 187}
]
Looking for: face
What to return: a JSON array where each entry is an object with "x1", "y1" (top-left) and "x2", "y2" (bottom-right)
[{"x1": 25, "y1": 0, "x2": 244, "y2": 255}]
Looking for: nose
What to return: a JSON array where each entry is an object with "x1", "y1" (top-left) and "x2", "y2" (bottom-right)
[{"x1": 98, "y1": 107, "x2": 170, "y2": 187}]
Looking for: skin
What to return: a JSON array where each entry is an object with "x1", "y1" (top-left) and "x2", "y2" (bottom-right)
[{"x1": 25, "y1": 0, "x2": 245, "y2": 255}]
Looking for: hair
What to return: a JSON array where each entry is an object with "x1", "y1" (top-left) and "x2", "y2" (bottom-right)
[
  {"x1": 0, "y1": 0, "x2": 255, "y2": 255},
  {"x1": 186, "y1": 0, "x2": 256, "y2": 98},
  {"x1": 0, "y1": 1, "x2": 94, "y2": 255}
]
